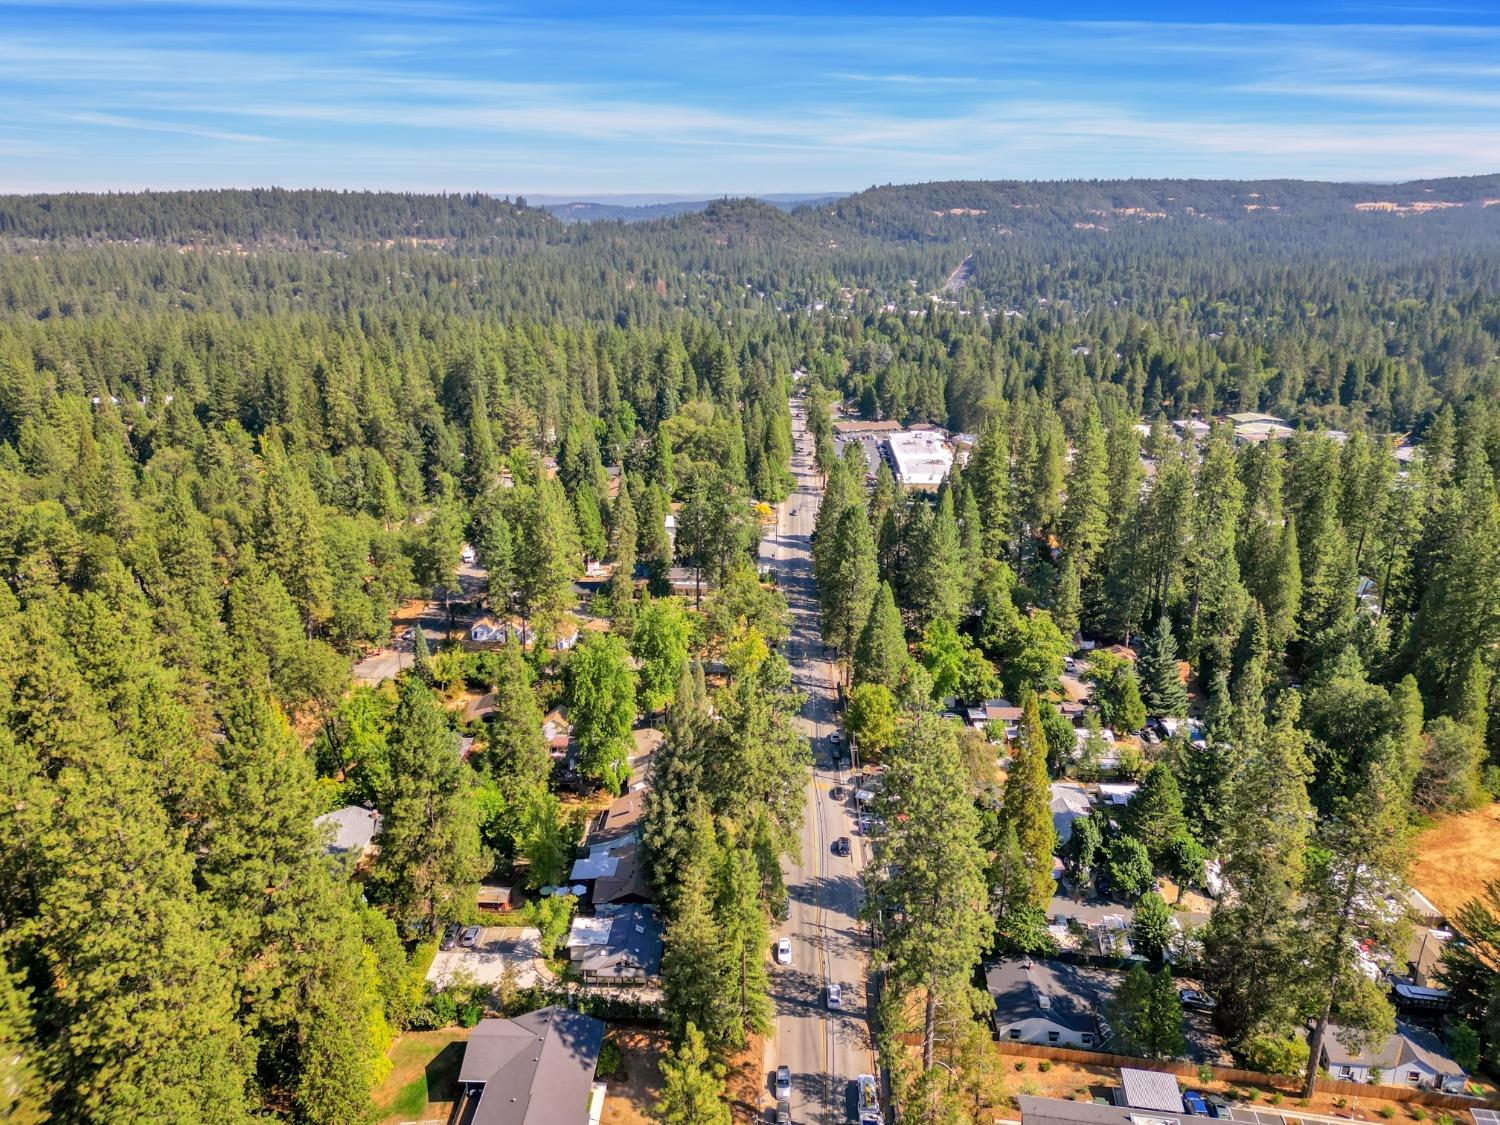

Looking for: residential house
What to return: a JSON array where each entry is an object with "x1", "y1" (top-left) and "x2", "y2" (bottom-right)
[
  {"x1": 566, "y1": 904, "x2": 663, "y2": 983},
  {"x1": 1050, "y1": 782, "x2": 1093, "y2": 844},
  {"x1": 985, "y1": 699, "x2": 1024, "y2": 740},
  {"x1": 1319, "y1": 1021, "x2": 1467, "y2": 1092},
  {"x1": 985, "y1": 957, "x2": 1113, "y2": 1049},
  {"x1": 456, "y1": 1006, "x2": 605, "y2": 1125},
  {"x1": 586, "y1": 789, "x2": 646, "y2": 849},
  {"x1": 315, "y1": 805, "x2": 382, "y2": 860},
  {"x1": 590, "y1": 843, "x2": 653, "y2": 908},
  {"x1": 470, "y1": 616, "x2": 507, "y2": 644}
]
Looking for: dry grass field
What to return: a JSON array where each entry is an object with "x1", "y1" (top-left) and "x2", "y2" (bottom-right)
[{"x1": 1410, "y1": 802, "x2": 1500, "y2": 923}]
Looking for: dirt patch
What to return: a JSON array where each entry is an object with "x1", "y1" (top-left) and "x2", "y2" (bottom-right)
[
  {"x1": 373, "y1": 1027, "x2": 471, "y2": 1125},
  {"x1": 1411, "y1": 803, "x2": 1500, "y2": 923},
  {"x1": 599, "y1": 1026, "x2": 666, "y2": 1125},
  {"x1": 724, "y1": 1032, "x2": 769, "y2": 1123}
]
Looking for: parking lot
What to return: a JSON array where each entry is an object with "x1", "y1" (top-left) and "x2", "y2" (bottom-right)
[{"x1": 425, "y1": 926, "x2": 550, "y2": 990}]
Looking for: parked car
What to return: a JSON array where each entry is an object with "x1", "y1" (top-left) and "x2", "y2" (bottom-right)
[
  {"x1": 1179, "y1": 988, "x2": 1216, "y2": 1011},
  {"x1": 775, "y1": 938, "x2": 792, "y2": 965},
  {"x1": 856, "y1": 815, "x2": 873, "y2": 835},
  {"x1": 1182, "y1": 1091, "x2": 1212, "y2": 1117},
  {"x1": 1064, "y1": 656, "x2": 1078, "y2": 672},
  {"x1": 459, "y1": 925, "x2": 482, "y2": 948},
  {"x1": 833, "y1": 836, "x2": 851, "y2": 857},
  {"x1": 828, "y1": 730, "x2": 842, "y2": 745},
  {"x1": 1140, "y1": 727, "x2": 1161, "y2": 745},
  {"x1": 827, "y1": 982, "x2": 842, "y2": 1009},
  {"x1": 775, "y1": 1098, "x2": 791, "y2": 1124},
  {"x1": 775, "y1": 1065, "x2": 792, "y2": 1100},
  {"x1": 830, "y1": 785, "x2": 847, "y2": 801},
  {"x1": 440, "y1": 923, "x2": 462, "y2": 951}
]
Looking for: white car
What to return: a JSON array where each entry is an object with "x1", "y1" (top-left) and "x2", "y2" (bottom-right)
[
  {"x1": 828, "y1": 730, "x2": 842, "y2": 745},
  {"x1": 827, "y1": 983, "x2": 843, "y2": 1009},
  {"x1": 775, "y1": 1065, "x2": 792, "y2": 1100},
  {"x1": 775, "y1": 938, "x2": 792, "y2": 965}
]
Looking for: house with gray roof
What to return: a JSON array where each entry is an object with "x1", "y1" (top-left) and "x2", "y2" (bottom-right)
[
  {"x1": 1319, "y1": 1021, "x2": 1467, "y2": 1092},
  {"x1": 314, "y1": 805, "x2": 382, "y2": 859},
  {"x1": 567, "y1": 904, "x2": 662, "y2": 983},
  {"x1": 456, "y1": 1006, "x2": 605, "y2": 1125},
  {"x1": 985, "y1": 957, "x2": 1114, "y2": 1049}
]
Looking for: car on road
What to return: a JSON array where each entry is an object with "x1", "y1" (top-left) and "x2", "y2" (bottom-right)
[
  {"x1": 775, "y1": 1065, "x2": 792, "y2": 1100},
  {"x1": 1064, "y1": 656, "x2": 1078, "y2": 672},
  {"x1": 828, "y1": 730, "x2": 841, "y2": 745},
  {"x1": 856, "y1": 1073, "x2": 882, "y2": 1124},
  {"x1": 775, "y1": 938, "x2": 792, "y2": 965},
  {"x1": 1181, "y1": 1091, "x2": 1213, "y2": 1117},
  {"x1": 440, "y1": 923, "x2": 462, "y2": 950},
  {"x1": 832, "y1": 836, "x2": 851, "y2": 857},
  {"x1": 827, "y1": 982, "x2": 842, "y2": 1009},
  {"x1": 459, "y1": 925, "x2": 482, "y2": 948},
  {"x1": 1179, "y1": 988, "x2": 1215, "y2": 1011},
  {"x1": 829, "y1": 785, "x2": 847, "y2": 800},
  {"x1": 774, "y1": 1098, "x2": 791, "y2": 1123}
]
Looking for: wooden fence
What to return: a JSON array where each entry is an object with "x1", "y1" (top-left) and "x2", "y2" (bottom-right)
[{"x1": 994, "y1": 1042, "x2": 1500, "y2": 1113}]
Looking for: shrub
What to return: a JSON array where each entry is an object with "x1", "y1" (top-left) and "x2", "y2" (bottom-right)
[
  {"x1": 1021, "y1": 1080, "x2": 1039, "y2": 1097},
  {"x1": 429, "y1": 989, "x2": 458, "y2": 1026},
  {"x1": 1014, "y1": 1061, "x2": 1027, "y2": 1072},
  {"x1": 458, "y1": 1000, "x2": 483, "y2": 1028},
  {"x1": 1197, "y1": 1065, "x2": 1214, "y2": 1086},
  {"x1": 1268, "y1": 1091, "x2": 1283, "y2": 1106},
  {"x1": 1240, "y1": 1033, "x2": 1309, "y2": 1077},
  {"x1": 1435, "y1": 1114, "x2": 1456, "y2": 1125},
  {"x1": 1038, "y1": 1061, "x2": 1052, "y2": 1073},
  {"x1": 1378, "y1": 1106, "x2": 1397, "y2": 1119},
  {"x1": 1408, "y1": 1108, "x2": 1427, "y2": 1121},
  {"x1": 596, "y1": 1038, "x2": 625, "y2": 1081},
  {"x1": 1333, "y1": 1097, "x2": 1348, "y2": 1109}
]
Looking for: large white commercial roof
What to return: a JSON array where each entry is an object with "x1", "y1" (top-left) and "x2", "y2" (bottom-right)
[{"x1": 885, "y1": 429, "x2": 954, "y2": 486}]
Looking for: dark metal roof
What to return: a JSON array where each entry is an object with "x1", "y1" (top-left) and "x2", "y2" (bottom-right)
[{"x1": 460, "y1": 1006, "x2": 605, "y2": 1125}]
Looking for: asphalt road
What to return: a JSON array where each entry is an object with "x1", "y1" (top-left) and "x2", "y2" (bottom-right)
[{"x1": 761, "y1": 399, "x2": 877, "y2": 1124}]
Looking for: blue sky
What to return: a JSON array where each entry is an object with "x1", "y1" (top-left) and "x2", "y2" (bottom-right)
[{"x1": 2, "y1": 1, "x2": 1498, "y2": 195}]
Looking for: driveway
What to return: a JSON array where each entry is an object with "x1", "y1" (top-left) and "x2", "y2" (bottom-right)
[{"x1": 426, "y1": 926, "x2": 552, "y2": 990}]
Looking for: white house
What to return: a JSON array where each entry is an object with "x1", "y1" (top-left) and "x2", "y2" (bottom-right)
[
  {"x1": 1319, "y1": 1022, "x2": 1467, "y2": 1092},
  {"x1": 469, "y1": 616, "x2": 506, "y2": 643}
]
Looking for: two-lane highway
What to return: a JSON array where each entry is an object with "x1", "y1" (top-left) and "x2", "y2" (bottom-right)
[{"x1": 761, "y1": 398, "x2": 876, "y2": 1124}]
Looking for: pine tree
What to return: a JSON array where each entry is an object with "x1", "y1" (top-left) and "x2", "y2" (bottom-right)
[
  {"x1": 821, "y1": 503, "x2": 879, "y2": 679},
  {"x1": 908, "y1": 488, "x2": 965, "y2": 630},
  {"x1": 969, "y1": 413, "x2": 1011, "y2": 560},
  {"x1": 998, "y1": 696, "x2": 1057, "y2": 910},
  {"x1": 258, "y1": 429, "x2": 333, "y2": 629},
  {"x1": 1127, "y1": 760, "x2": 1188, "y2": 862},
  {"x1": 1060, "y1": 406, "x2": 1109, "y2": 579},
  {"x1": 654, "y1": 1023, "x2": 731, "y2": 1125},
  {"x1": 854, "y1": 580, "x2": 909, "y2": 691},
  {"x1": 0, "y1": 965, "x2": 48, "y2": 1125},
  {"x1": 513, "y1": 473, "x2": 581, "y2": 638},
  {"x1": 1138, "y1": 615, "x2": 1188, "y2": 717},
  {"x1": 713, "y1": 840, "x2": 773, "y2": 1043},
  {"x1": 865, "y1": 715, "x2": 995, "y2": 1071},
  {"x1": 481, "y1": 641, "x2": 550, "y2": 788},
  {"x1": 661, "y1": 811, "x2": 736, "y2": 1048},
  {"x1": 369, "y1": 677, "x2": 487, "y2": 931}
]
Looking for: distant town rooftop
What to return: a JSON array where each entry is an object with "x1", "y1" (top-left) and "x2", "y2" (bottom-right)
[{"x1": 885, "y1": 429, "x2": 954, "y2": 487}]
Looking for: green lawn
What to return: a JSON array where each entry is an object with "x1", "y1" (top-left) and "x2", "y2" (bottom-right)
[{"x1": 374, "y1": 1028, "x2": 470, "y2": 1124}]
